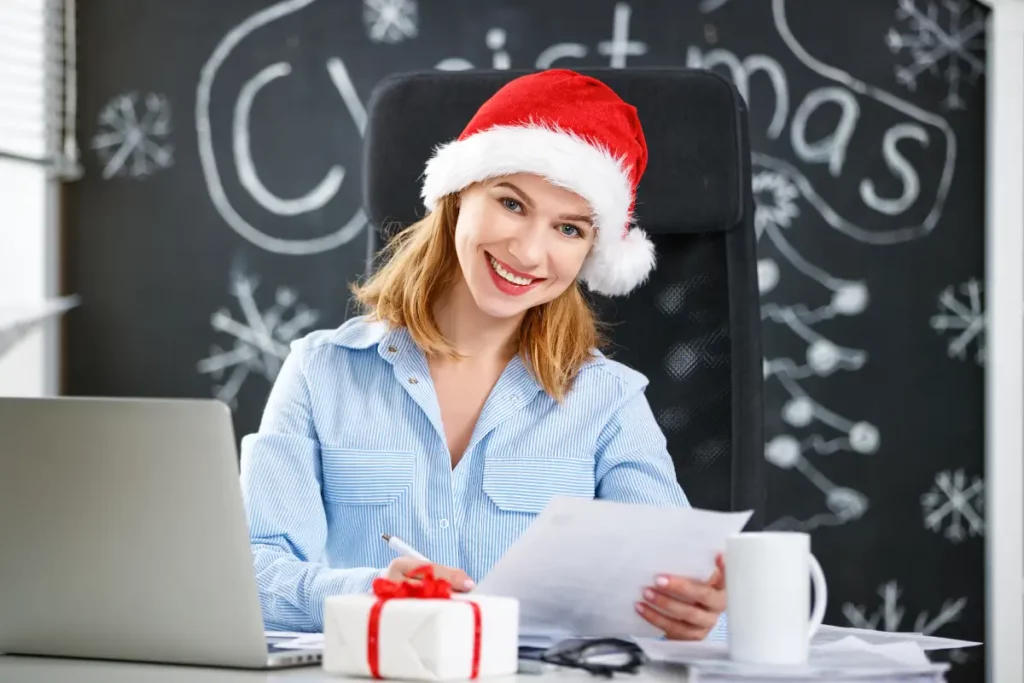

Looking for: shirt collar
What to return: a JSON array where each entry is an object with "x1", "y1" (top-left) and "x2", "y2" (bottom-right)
[
  {"x1": 327, "y1": 315, "x2": 606, "y2": 396},
  {"x1": 327, "y1": 315, "x2": 389, "y2": 349}
]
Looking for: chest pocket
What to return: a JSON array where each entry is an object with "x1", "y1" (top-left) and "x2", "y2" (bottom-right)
[
  {"x1": 320, "y1": 447, "x2": 415, "y2": 505},
  {"x1": 482, "y1": 456, "x2": 595, "y2": 514}
]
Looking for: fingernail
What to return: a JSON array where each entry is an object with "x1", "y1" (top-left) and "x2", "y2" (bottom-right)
[
  {"x1": 643, "y1": 589, "x2": 655, "y2": 601},
  {"x1": 635, "y1": 603, "x2": 645, "y2": 614},
  {"x1": 655, "y1": 575, "x2": 669, "y2": 587},
  {"x1": 463, "y1": 579, "x2": 475, "y2": 590}
]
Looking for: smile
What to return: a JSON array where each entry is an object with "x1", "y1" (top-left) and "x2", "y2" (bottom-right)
[{"x1": 485, "y1": 252, "x2": 544, "y2": 295}]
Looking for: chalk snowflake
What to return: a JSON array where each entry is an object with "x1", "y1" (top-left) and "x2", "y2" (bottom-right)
[
  {"x1": 922, "y1": 468, "x2": 984, "y2": 542},
  {"x1": 90, "y1": 92, "x2": 173, "y2": 179},
  {"x1": 930, "y1": 277, "x2": 985, "y2": 365},
  {"x1": 885, "y1": 0, "x2": 986, "y2": 110},
  {"x1": 363, "y1": 0, "x2": 418, "y2": 44},
  {"x1": 197, "y1": 267, "x2": 320, "y2": 409},
  {"x1": 843, "y1": 580, "x2": 967, "y2": 636}
]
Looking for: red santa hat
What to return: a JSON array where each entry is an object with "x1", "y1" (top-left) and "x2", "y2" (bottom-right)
[{"x1": 420, "y1": 69, "x2": 653, "y2": 297}]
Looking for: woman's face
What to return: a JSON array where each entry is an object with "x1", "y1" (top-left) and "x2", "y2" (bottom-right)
[{"x1": 454, "y1": 173, "x2": 596, "y2": 320}]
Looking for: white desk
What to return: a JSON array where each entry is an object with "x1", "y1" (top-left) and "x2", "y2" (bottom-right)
[{"x1": 0, "y1": 655, "x2": 692, "y2": 683}]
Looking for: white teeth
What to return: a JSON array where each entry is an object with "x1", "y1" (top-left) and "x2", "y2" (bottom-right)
[{"x1": 489, "y1": 255, "x2": 534, "y2": 286}]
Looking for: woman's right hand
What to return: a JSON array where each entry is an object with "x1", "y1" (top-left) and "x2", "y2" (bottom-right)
[{"x1": 386, "y1": 556, "x2": 475, "y2": 592}]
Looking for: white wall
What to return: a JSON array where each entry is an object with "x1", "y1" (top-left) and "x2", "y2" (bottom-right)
[
  {"x1": 0, "y1": 160, "x2": 50, "y2": 397},
  {"x1": 0, "y1": 0, "x2": 52, "y2": 397}
]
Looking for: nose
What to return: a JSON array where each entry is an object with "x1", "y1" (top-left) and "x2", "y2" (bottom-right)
[{"x1": 506, "y1": 219, "x2": 546, "y2": 270}]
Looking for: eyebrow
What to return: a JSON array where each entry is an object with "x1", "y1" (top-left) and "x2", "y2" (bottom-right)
[{"x1": 494, "y1": 181, "x2": 593, "y2": 226}]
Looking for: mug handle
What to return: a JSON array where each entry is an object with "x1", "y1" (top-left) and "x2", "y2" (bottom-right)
[{"x1": 807, "y1": 553, "x2": 828, "y2": 640}]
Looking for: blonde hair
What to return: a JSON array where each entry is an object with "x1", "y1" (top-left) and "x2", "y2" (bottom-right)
[{"x1": 351, "y1": 192, "x2": 605, "y2": 402}]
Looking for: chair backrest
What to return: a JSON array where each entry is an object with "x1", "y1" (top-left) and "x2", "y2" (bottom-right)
[{"x1": 362, "y1": 68, "x2": 765, "y2": 529}]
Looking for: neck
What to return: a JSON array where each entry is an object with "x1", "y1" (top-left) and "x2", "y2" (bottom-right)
[{"x1": 433, "y1": 278, "x2": 522, "y2": 361}]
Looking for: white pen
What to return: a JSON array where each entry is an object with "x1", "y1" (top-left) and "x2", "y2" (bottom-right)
[{"x1": 381, "y1": 533, "x2": 430, "y2": 562}]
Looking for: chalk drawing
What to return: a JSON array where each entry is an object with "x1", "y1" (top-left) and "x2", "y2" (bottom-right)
[
  {"x1": 91, "y1": 92, "x2": 173, "y2": 179},
  {"x1": 922, "y1": 468, "x2": 984, "y2": 542},
  {"x1": 197, "y1": 264, "x2": 319, "y2": 409},
  {"x1": 363, "y1": 0, "x2": 418, "y2": 44},
  {"x1": 930, "y1": 277, "x2": 986, "y2": 365},
  {"x1": 436, "y1": 2, "x2": 648, "y2": 71},
  {"x1": 687, "y1": 0, "x2": 963, "y2": 532},
  {"x1": 196, "y1": 0, "x2": 368, "y2": 256},
  {"x1": 886, "y1": 0, "x2": 986, "y2": 110},
  {"x1": 844, "y1": 580, "x2": 967, "y2": 637}
]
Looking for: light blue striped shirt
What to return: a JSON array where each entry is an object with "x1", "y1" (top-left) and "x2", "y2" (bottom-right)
[{"x1": 240, "y1": 315, "x2": 727, "y2": 640}]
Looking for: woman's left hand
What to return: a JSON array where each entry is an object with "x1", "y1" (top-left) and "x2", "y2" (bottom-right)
[{"x1": 635, "y1": 554, "x2": 727, "y2": 640}]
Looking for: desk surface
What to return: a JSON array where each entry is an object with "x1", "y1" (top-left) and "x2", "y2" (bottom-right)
[{"x1": 0, "y1": 655, "x2": 691, "y2": 683}]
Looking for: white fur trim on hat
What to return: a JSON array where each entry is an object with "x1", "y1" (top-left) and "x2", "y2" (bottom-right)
[{"x1": 420, "y1": 123, "x2": 655, "y2": 296}]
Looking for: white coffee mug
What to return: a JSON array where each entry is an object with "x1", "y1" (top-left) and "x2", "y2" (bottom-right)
[{"x1": 725, "y1": 531, "x2": 827, "y2": 665}]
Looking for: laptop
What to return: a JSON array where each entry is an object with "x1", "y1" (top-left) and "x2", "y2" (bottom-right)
[{"x1": 0, "y1": 396, "x2": 323, "y2": 669}]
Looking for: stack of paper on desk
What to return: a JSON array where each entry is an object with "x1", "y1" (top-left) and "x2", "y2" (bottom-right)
[
  {"x1": 473, "y1": 496, "x2": 753, "y2": 644},
  {"x1": 636, "y1": 627, "x2": 979, "y2": 681},
  {"x1": 266, "y1": 631, "x2": 324, "y2": 650}
]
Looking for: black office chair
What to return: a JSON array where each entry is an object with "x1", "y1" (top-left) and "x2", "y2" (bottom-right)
[{"x1": 362, "y1": 68, "x2": 766, "y2": 530}]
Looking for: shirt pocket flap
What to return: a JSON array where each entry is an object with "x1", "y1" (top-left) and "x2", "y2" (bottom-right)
[
  {"x1": 320, "y1": 447, "x2": 415, "y2": 505},
  {"x1": 483, "y1": 456, "x2": 594, "y2": 514}
]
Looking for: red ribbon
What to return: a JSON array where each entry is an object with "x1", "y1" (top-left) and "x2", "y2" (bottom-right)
[{"x1": 367, "y1": 565, "x2": 482, "y2": 679}]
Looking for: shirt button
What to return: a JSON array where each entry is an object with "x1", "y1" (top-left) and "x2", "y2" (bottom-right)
[
  {"x1": 388, "y1": 345, "x2": 397, "y2": 353},
  {"x1": 408, "y1": 377, "x2": 418, "y2": 384},
  {"x1": 439, "y1": 518, "x2": 450, "y2": 529}
]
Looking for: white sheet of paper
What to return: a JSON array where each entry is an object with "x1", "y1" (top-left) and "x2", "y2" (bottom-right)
[
  {"x1": 637, "y1": 635, "x2": 949, "y2": 680},
  {"x1": 473, "y1": 496, "x2": 753, "y2": 642},
  {"x1": 634, "y1": 624, "x2": 980, "y2": 665},
  {"x1": 266, "y1": 631, "x2": 324, "y2": 650},
  {"x1": 813, "y1": 624, "x2": 980, "y2": 651}
]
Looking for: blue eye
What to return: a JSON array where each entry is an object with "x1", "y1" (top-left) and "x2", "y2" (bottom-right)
[
  {"x1": 501, "y1": 197, "x2": 523, "y2": 213},
  {"x1": 559, "y1": 224, "x2": 582, "y2": 238}
]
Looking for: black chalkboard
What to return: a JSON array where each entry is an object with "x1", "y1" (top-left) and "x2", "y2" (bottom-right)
[{"x1": 64, "y1": 1, "x2": 988, "y2": 679}]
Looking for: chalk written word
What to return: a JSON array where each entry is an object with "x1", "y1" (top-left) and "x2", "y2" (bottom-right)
[
  {"x1": 435, "y1": 0, "x2": 953, "y2": 246},
  {"x1": 686, "y1": 36, "x2": 954, "y2": 243},
  {"x1": 748, "y1": 0, "x2": 961, "y2": 533},
  {"x1": 196, "y1": 0, "x2": 368, "y2": 256},
  {"x1": 436, "y1": 2, "x2": 648, "y2": 71}
]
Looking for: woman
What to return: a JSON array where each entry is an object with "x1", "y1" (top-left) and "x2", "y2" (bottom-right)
[{"x1": 240, "y1": 68, "x2": 728, "y2": 640}]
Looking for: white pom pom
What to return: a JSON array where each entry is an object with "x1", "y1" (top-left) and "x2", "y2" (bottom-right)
[{"x1": 579, "y1": 227, "x2": 656, "y2": 296}]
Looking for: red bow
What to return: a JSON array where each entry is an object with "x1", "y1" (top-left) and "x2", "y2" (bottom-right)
[
  {"x1": 366, "y1": 565, "x2": 482, "y2": 679},
  {"x1": 371, "y1": 564, "x2": 453, "y2": 599}
]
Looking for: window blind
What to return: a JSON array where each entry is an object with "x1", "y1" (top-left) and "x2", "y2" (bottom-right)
[{"x1": 0, "y1": 0, "x2": 80, "y2": 178}]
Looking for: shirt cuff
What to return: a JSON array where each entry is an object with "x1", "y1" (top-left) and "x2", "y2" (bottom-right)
[{"x1": 704, "y1": 611, "x2": 729, "y2": 643}]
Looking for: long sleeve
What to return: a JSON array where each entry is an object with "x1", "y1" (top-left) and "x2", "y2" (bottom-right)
[
  {"x1": 593, "y1": 381, "x2": 729, "y2": 642},
  {"x1": 239, "y1": 337, "x2": 384, "y2": 632}
]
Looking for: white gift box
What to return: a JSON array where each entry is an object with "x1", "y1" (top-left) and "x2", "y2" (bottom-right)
[{"x1": 323, "y1": 592, "x2": 519, "y2": 680}]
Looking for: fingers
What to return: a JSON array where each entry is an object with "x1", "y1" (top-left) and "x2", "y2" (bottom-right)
[
  {"x1": 387, "y1": 558, "x2": 475, "y2": 592},
  {"x1": 712, "y1": 554, "x2": 727, "y2": 589},
  {"x1": 635, "y1": 601, "x2": 709, "y2": 641},
  {"x1": 641, "y1": 587, "x2": 720, "y2": 630},
  {"x1": 654, "y1": 574, "x2": 727, "y2": 613},
  {"x1": 429, "y1": 565, "x2": 475, "y2": 592}
]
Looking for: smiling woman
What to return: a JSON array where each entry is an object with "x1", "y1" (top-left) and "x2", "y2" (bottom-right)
[
  {"x1": 240, "y1": 69, "x2": 730, "y2": 643},
  {"x1": 353, "y1": 171, "x2": 602, "y2": 402}
]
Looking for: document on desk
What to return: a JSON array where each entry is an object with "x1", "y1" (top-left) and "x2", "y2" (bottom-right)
[
  {"x1": 639, "y1": 635, "x2": 951, "y2": 680},
  {"x1": 473, "y1": 496, "x2": 753, "y2": 643}
]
